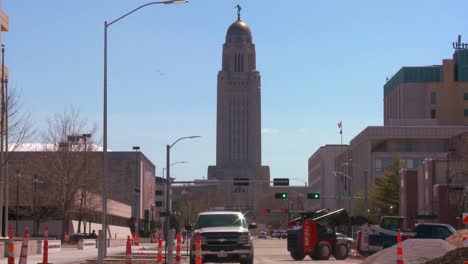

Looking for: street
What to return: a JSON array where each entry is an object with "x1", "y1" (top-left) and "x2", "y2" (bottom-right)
[{"x1": 200, "y1": 237, "x2": 363, "y2": 264}]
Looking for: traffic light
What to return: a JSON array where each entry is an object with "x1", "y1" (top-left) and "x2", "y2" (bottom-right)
[
  {"x1": 281, "y1": 209, "x2": 288, "y2": 214},
  {"x1": 275, "y1": 193, "x2": 288, "y2": 199},
  {"x1": 307, "y1": 193, "x2": 320, "y2": 199},
  {"x1": 263, "y1": 209, "x2": 271, "y2": 213}
]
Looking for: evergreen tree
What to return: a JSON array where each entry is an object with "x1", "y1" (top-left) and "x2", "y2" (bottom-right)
[{"x1": 368, "y1": 157, "x2": 401, "y2": 223}]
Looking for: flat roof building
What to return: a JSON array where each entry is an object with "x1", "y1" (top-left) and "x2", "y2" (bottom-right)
[
  {"x1": 308, "y1": 145, "x2": 348, "y2": 210},
  {"x1": 336, "y1": 126, "x2": 468, "y2": 214},
  {"x1": 384, "y1": 35, "x2": 468, "y2": 126}
]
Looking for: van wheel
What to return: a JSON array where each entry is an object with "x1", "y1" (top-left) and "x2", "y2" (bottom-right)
[
  {"x1": 334, "y1": 243, "x2": 349, "y2": 260},
  {"x1": 290, "y1": 251, "x2": 305, "y2": 260}
]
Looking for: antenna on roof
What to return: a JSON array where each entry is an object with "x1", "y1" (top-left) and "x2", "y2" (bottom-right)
[{"x1": 453, "y1": 35, "x2": 467, "y2": 50}]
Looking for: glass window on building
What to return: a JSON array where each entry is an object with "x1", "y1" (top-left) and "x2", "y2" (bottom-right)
[
  {"x1": 375, "y1": 159, "x2": 383, "y2": 172},
  {"x1": 406, "y1": 159, "x2": 414, "y2": 169},
  {"x1": 431, "y1": 92, "x2": 437, "y2": 104},
  {"x1": 431, "y1": 109, "x2": 436, "y2": 119},
  {"x1": 464, "y1": 93, "x2": 468, "y2": 101},
  {"x1": 382, "y1": 158, "x2": 392, "y2": 169},
  {"x1": 465, "y1": 109, "x2": 468, "y2": 117}
]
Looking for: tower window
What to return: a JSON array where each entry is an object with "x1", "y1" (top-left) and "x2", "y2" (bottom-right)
[
  {"x1": 431, "y1": 109, "x2": 436, "y2": 119},
  {"x1": 431, "y1": 92, "x2": 436, "y2": 104}
]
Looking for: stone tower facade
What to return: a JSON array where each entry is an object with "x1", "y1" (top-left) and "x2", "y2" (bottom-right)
[{"x1": 208, "y1": 17, "x2": 270, "y2": 212}]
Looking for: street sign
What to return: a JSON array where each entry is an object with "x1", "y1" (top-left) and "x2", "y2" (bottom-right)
[
  {"x1": 273, "y1": 178, "x2": 289, "y2": 186},
  {"x1": 463, "y1": 213, "x2": 468, "y2": 224}
]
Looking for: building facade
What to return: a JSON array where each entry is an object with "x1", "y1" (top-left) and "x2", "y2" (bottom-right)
[
  {"x1": 384, "y1": 35, "x2": 468, "y2": 126},
  {"x1": 308, "y1": 145, "x2": 348, "y2": 210},
  {"x1": 207, "y1": 14, "x2": 270, "y2": 212},
  {"x1": 398, "y1": 132, "x2": 468, "y2": 229},
  {"x1": 8, "y1": 150, "x2": 157, "y2": 233},
  {"x1": 336, "y1": 126, "x2": 468, "y2": 214}
]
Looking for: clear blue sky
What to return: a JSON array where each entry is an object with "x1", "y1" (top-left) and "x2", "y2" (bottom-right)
[{"x1": 4, "y1": 0, "x2": 468, "y2": 184}]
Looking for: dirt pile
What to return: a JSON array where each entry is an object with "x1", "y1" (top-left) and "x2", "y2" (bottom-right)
[
  {"x1": 362, "y1": 239, "x2": 455, "y2": 264},
  {"x1": 445, "y1": 229, "x2": 468, "y2": 248},
  {"x1": 423, "y1": 247, "x2": 468, "y2": 264}
]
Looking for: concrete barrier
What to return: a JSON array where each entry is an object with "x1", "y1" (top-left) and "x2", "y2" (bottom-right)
[
  {"x1": 38, "y1": 239, "x2": 62, "y2": 253},
  {"x1": 78, "y1": 239, "x2": 97, "y2": 250},
  {"x1": 3, "y1": 239, "x2": 47, "y2": 257},
  {"x1": 108, "y1": 238, "x2": 127, "y2": 247}
]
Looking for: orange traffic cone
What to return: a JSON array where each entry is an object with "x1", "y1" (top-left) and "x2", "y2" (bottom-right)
[
  {"x1": 397, "y1": 229, "x2": 403, "y2": 264},
  {"x1": 195, "y1": 232, "x2": 202, "y2": 264},
  {"x1": 125, "y1": 235, "x2": 132, "y2": 264},
  {"x1": 157, "y1": 232, "x2": 163, "y2": 264},
  {"x1": 18, "y1": 228, "x2": 30, "y2": 264},
  {"x1": 175, "y1": 232, "x2": 182, "y2": 264},
  {"x1": 43, "y1": 224, "x2": 49, "y2": 264},
  {"x1": 7, "y1": 224, "x2": 14, "y2": 264}
]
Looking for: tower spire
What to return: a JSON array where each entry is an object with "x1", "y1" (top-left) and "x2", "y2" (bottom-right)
[{"x1": 235, "y1": 4, "x2": 242, "y2": 21}]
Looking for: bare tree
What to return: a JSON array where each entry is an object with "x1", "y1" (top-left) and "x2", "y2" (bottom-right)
[
  {"x1": 1, "y1": 84, "x2": 35, "y2": 236},
  {"x1": 36, "y1": 107, "x2": 101, "y2": 239}
]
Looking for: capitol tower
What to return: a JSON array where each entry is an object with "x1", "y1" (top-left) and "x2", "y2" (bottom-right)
[{"x1": 208, "y1": 8, "x2": 270, "y2": 212}]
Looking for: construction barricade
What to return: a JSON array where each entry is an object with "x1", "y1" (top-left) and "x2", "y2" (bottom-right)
[
  {"x1": 157, "y1": 232, "x2": 163, "y2": 264},
  {"x1": 19, "y1": 228, "x2": 30, "y2": 264},
  {"x1": 195, "y1": 232, "x2": 202, "y2": 264},
  {"x1": 397, "y1": 229, "x2": 403, "y2": 264},
  {"x1": 43, "y1": 224, "x2": 49, "y2": 264},
  {"x1": 175, "y1": 232, "x2": 182, "y2": 264},
  {"x1": 8, "y1": 224, "x2": 14, "y2": 264},
  {"x1": 126, "y1": 235, "x2": 132, "y2": 264}
]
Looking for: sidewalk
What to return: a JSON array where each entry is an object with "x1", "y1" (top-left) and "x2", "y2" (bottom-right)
[{"x1": 0, "y1": 246, "x2": 127, "y2": 264}]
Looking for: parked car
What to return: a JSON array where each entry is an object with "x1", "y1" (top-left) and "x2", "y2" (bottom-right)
[
  {"x1": 412, "y1": 223, "x2": 456, "y2": 240},
  {"x1": 258, "y1": 231, "x2": 267, "y2": 239},
  {"x1": 336, "y1": 232, "x2": 354, "y2": 248},
  {"x1": 69, "y1": 233, "x2": 89, "y2": 242},
  {"x1": 280, "y1": 230, "x2": 287, "y2": 239},
  {"x1": 271, "y1": 230, "x2": 280, "y2": 238}
]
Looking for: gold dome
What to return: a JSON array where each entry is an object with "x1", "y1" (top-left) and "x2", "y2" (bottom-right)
[{"x1": 226, "y1": 20, "x2": 252, "y2": 43}]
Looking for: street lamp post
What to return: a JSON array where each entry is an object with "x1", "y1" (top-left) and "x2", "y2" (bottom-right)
[
  {"x1": 15, "y1": 169, "x2": 20, "y2": 235},
  {"x1": 32, "y1": 174, "x2": 43, "y2": 236},
  {"x1": 342, "y1": 162, "x2": 368, "y2": 216},
  {"x1": 166, "y1": 136, "x2": 199, "y2": 264},
  {"x1": 133, "y1": 146, "x2": 140, "y2": 234},
  {"x1": 101, "y1": 1, "x2": 188, "y2": 261}
]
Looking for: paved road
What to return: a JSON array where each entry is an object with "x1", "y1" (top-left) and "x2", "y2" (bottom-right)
[
  {"x1": 0, "y1": 238, "x2": 364, "y2": 263},
  {"x1": 201, "y1": 238, "x2": 363, "y2": 264}
]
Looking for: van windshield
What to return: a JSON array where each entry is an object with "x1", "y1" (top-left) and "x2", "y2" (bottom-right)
[{"x1": 195, "y1": 214, "x2": 247, "y2": 228}]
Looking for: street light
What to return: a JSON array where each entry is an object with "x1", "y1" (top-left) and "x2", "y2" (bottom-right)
[
  {"x1": 33, "y1": 174, "x2": 44, "y2": 236},
  {"x1": 101, "y1": 1, "x2": 188, "y2": 261},
  {"x1": 342, "y1": 162, "x2": 368, "y2": 216},
  {"x1": 165, "y1": 136, "x2": 200, "y2": 263},
  {"x1": 132, "y1": 146, "x2": 140, "y2": 234},
  {"x1": 15, "y1": 169, "x2": 21, "y2": 235}
]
